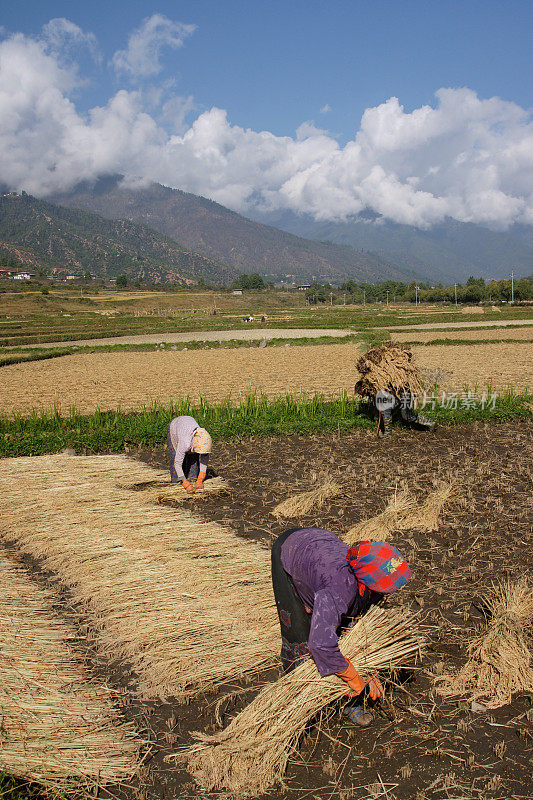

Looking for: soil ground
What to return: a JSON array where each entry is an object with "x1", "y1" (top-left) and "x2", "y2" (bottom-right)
[
  {"x1": 2, "y1": 422, "x2": 532, "y2": 800},
  {"x1": 123, "y1": 420, "x2": 533, "y2": 800}
]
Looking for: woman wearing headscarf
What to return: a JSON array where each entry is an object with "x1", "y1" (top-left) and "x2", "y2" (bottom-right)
[
  {"x1": 166, "y1": 415, "x2": 213, "y2": 492},
  {"x1": 271, "y1": 527, "x2": 412, "y2": 726}
]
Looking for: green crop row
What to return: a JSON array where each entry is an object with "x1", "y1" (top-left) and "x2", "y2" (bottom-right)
[{"x1": 0, "y1": 390, "x2": 530, "y2": 458}]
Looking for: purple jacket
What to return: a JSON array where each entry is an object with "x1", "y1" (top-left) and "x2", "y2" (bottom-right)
[{"x1": 281, "y1": 528, "x2": 371, "y2": 676}]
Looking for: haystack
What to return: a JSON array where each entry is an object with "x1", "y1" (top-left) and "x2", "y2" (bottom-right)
[
  {"x1": 344, "y1": 482, "x2": 454, "y2": 543},
  {"x1": 0, "y1": 455, "x2": 279, "y2": 699},
  {"x1": 183, "y1": 605, "x2": 422, "y2": 797},
  {"x1": 0, "y1": 553, "x2": 140, "y2": 792},
  {"x1": 436, "y1": 578, "x2": 533, "y2": 708},
  {"x1": 356, "y1": 341, "x2": 423, "y2": 397},
  {"x1": 271, "y1": 479, "x2": 343, "y2": 518}
]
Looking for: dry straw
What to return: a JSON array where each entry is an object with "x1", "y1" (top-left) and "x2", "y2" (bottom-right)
[
  {"x1": 0, "y1": 454, "x2": 279, "y2": 699},
  {"x1": 271, "y1": 479, "x2": 343, "y2": 518},
  {"x1": 356, "y1": 341, "x2": 423, "y2": 397},
  {"x1": 0, "y1": 553, "x2": 140, "y2": 793},
  {"x1": 436, "y1": 578, "x2": 533, "y2": 708},
  {"x1": 183, "y1": 605, "x2": 422, "y2": 798},
  {"x1": 344, "y1": 481, "x2": 454, "y2": 543},
  {"x1": 124, "y1": 476, "x2": 229, "y2": 504}
]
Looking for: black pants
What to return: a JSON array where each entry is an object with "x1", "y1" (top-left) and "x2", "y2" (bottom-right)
[
  {"x1": 167, "y1": 431, "x2": 200, "y2": 484},
  {"x1": 271, "y1": 528, "x2": 312, "y2": 672}
]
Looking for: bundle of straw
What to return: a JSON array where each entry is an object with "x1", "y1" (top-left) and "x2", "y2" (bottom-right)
[
  {"x1": 0, "y1": 554, "x2": 140, "y2": 792},
  {"x1": 344, "y1": 482, "x2": 454, "y2": 543},
  {"x1": 0, "y1": 454, "x2": 278, "y2": 699},
  {"x1": 271, "y1": 479, "x2": 343, "y2": 519},
  {"x1": 436, "y1": 578, "x2": 533, "y2": 708},
  {"x1": 184, "y1": 605, "x2": 422, "y2": 797},
  {"x1": 126, "y1": 476, "x2": 229, "y2": 504},
  {"x1": 356, "y1": 342, "x2": 423, "y2": 397}
]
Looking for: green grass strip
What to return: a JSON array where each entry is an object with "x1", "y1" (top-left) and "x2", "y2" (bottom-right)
[{"x1": 0, "y1": 390, "x2": 530, "y2": 457}]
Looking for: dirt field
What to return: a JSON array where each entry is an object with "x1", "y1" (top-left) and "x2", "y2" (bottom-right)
[
  {"x1": 1, "y1": 341, "x2": 531, "y2": 414},
  {"x1": 394, "y1": 326, "x2": 533, "y2": 343},
  {"x1": 2, "y1": 422, "x2": 531, "y2": 800}
]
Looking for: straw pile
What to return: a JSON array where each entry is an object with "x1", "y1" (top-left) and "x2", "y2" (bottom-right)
[
  {"x1": 271, "y1": 479, "x2": 343, "y2": 519},
  {"x1": 344, "y1": 481, "x2": 454, "y2": 543},
  {"x1": 0, "y1": 454, "x2": 278, "y2": 699},
  {"x1": 356, "y1": 341, "x2": 423, "y2": 397},
  {"x1": 183, "y1": 605, "x2": 422, "y2": 797},
  {"x1": 0, "y1": 553, "x2": 140, "y2": 792},
  {"x1": 125, "y1": 476, "x2": 229, "y2": 504},
  {"x1": 436, "y1": 578, "x2": 533, "y2": 708}
]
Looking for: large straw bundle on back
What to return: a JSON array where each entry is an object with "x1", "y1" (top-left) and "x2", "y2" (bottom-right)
[
  {"x1": 184, "y1": 605, "x2": 422, "y2": 798},
  {"x1": 344, "y1": 482, "x2": 454, "y2": 543},
  {"x1": 356, "y1": 341, "x2": 423, "y2": 397},
  {"x1": 436, "y1": 578, "x2": 533, "y2": 708},
  {"x1": 0, "y1": 554, "x2": 140, "y2": 793},
  {"x1": 0, "y1": 455, "x2": 278, "y2": 699}
]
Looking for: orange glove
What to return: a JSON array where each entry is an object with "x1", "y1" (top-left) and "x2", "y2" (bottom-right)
[
  {"x1": 368, "y1": 674, "x2": 383, "y2": 700},
  {"x1": 195, "y1": 471, "x2": 207, "y2": 489},
  {"x1": 182, "y1": 479, "x2": 195, "y2": 493},
  {"x1": 335, "y1": 659, "x2": 365, "y2": 696}
]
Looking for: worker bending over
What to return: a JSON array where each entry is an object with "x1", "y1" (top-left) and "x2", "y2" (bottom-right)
[
  {"x1": 166, "y1": 415, "x2": 212, "y2": 492},
  {"x1": 271, "y1": 527, "x2": 412, "y2": 726}
]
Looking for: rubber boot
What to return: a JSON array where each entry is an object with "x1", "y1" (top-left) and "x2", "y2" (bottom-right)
[
  {"x1": 342, "y1": 704, "x2": 373, "y2": 727},
  {"x1": 416, "y1": 415, "x2": 436, "y2": 432}
]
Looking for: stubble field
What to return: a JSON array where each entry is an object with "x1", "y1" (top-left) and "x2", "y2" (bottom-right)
[{"x1": 1, "y1": 340, "x2": 531, "y2": 414}]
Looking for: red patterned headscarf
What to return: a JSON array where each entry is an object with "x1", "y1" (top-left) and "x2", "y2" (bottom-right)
[{"x1": 346, "y1": 540, "x2": 412, "y2": 595}]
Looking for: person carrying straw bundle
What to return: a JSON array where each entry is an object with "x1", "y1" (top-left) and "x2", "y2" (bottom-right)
[
  {"x1": 166, "y1": 415, "x2": 212, "y2": 492},
  {"x1": 354, "y1": 342, "x2": 436, "y2": 438},
  {"x1": 271, "y1": 527, "x2": 412, "y2": 726}
]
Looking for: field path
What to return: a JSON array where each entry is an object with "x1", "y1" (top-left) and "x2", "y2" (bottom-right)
[
  {"x1": 9, "y1": 327, "x2": 354, "y2": 350},
  {"x1": 388, "y1": 318, "x2": 533, "y2": 331}
]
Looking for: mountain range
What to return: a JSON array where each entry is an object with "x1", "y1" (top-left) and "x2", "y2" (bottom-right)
[
  {"x1": 248, "y1": 208, "x2": 533, "y2": 283},
  {"x1": 1, "y1": 174, "x2": 532, "y2": 285}
]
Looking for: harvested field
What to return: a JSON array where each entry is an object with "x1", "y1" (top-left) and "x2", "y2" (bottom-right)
[
  {"x1": 1, "y1": 423, "x2": 532, "y2": 800},
  {"x1": 1, "y1": 340, "x2": 531, "y2": 414},
  {"x1": 394, "y1": 325, "x2": 533, "y2": 343},
  {"x1": 0, "y1": 552, "x2": 140, "y2": 792}
]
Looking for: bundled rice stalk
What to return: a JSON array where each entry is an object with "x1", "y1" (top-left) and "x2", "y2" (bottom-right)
[
  {"x1": 125, "y1": 476, "x2": 229, "y2": 504},
  {"x1": 183, "y1": 605, "x2": 422, "y2": 797},
  {"x1": 0, "y1": 554, "x2": 140, "y2": 793},
  {"x1": 0, "y1": 455, "x2": 279, "y2": 699},
  {"x1": 356, "y1": 341, "x2": 423, "y2": 397},
  {"x1": 272, "y1": 479, "x2": 343, "y2": 519},
  {"x1": 436, "y1": 578, "x2": 533, "y2": 708},
  {"x1": 344, "y1": 482, "x2": 454, "y2": 543}
]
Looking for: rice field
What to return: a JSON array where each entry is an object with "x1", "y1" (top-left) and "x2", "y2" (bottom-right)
[
  {"x1": 0, "y1": 422, "x2": 532, "y2": 799},
  {"x1": 1, "y1": 340, "x2": 531, "y2": 414}
]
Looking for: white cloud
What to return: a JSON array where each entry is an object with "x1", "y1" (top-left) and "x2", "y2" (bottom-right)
[
  {"x1": 1, "y1": 22, "x2": 533, "y2": 230},
  {"x1": 41, "y1": 17, "x2": 100, "y2": 65},
  {"x1": 320, "y1": 104, "x2": 331, "y2": 114},
  {"x1": 111, "y1": 14, "x2": 196, "y2": 79}
]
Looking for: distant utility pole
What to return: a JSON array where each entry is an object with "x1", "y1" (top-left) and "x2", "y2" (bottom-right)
[
  {"x1": 415, "y1": 285, "x2": 419, "y2": 306},
  {"x1": 330, "y1": 292, "x2": 333, "y2": 306},
  {"x1": 343, "y1": 292, "x2": 346, "y2": 306},
  {"x1": 386, "y1": 290, "x2": 389, "y2": 306},
  {"x1": 363, "y1": 290, "x2": 366, "y2": 305},
  {"x1": 454, "y1": 283, "x2": 458, "y2": 307},
  {"x1": 511, "y1": 271, "x2": 514, "y2": 303}
]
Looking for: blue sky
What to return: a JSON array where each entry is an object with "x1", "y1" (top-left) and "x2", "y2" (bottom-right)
[
  {"x1": 1, "y1": 1, "x2": 533, "y2": 228},
  {"x1": 3, "y1": 0, "x2": 532, "y2": 139}
]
